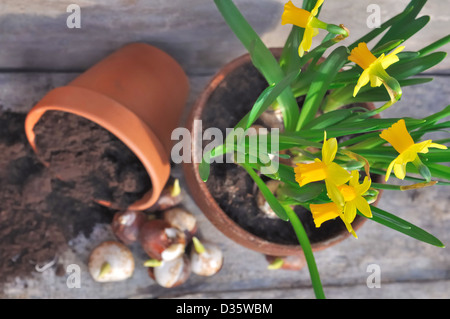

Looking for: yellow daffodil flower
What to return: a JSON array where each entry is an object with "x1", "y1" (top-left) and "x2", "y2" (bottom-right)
[
  {"x1": 281, "y1": 0, "x2": 327, "y2": 57},
  {"x1": 348, "y1": 42, "x2": 403, "y2": 103},
  {"x1": 310, "y1": 170, "x2": 372, "y2": 238},
  {"x1": 337, "y1": 170, "x2": 372, "y2": 237},
  {"x1": 295, "y1": 132, "x2": 350, "y2": 205},
  {"x1": 379, "y1": 119, "x2": 447, "y2": 181}
]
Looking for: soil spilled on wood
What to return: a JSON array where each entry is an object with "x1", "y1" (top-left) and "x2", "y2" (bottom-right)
[{"x1": 0, "y1": 111, "x2": 151, "y2": 284}]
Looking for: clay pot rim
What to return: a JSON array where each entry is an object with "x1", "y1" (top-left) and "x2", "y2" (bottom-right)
[
  {"x1": 24, "y1": 85, "x2": 169, "y2": 211},
  {"x1": 183, "y1": 49, "x2": 384, "y2": 256}
]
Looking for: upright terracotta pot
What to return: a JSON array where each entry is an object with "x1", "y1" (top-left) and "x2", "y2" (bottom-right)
[
  {"x1": 25, "y1": 43, "x2": 189, "y2": 211},
  {"x1": 183, "y1": 49, "x2": 382, "y2": 261}
]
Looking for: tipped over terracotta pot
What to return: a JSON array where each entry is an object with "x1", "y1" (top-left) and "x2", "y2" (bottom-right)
[{"x1": 25, "y1": 43, "x2": 189, "y2": 211}]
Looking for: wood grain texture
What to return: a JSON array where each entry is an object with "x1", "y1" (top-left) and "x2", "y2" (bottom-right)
[{"x1": 0, "y1": 0, "x2": 449, "y2": 74}]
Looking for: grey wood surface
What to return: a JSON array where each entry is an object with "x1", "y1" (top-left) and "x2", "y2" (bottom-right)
[
  {"x1": 0, "y1": 0, "x2": 449, "y2": 299},
  {"x1": 1, "y1": 0, "x2": 449, "y2": 74}
]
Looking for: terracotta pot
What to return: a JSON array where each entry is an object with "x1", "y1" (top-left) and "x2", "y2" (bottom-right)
[
  {"x1": 183, "y1": 49, "x2": 383, "y2": 260},
  {"x1": 25, "y1": 43, "x2": 189, "y2": 211}
]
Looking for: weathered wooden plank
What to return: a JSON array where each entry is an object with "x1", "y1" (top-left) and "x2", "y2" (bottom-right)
[
  {"x1": 0, "y1": 0, "x2": 449, "y2": 74},
  {"x1": 165, "y1": 280, "x2": 450, "y2": 299},
  {"x1": 0, "y1": 72, "x2": 449, "y2": 299}
]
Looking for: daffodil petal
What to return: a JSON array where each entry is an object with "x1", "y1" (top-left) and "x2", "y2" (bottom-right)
[
  {"x1": 327, "y1": 162, "x2": 351, "y2": 186},
  {"x1": 429, "y1": 143, "x2": 448, "y2": 150},
  {"x1": 385, "y1": 158, "x2": 396, "y2": 182},
  {"x1": 337, "y1": 210, "x2": 357, "y2": 238},
  {"x1": 393, "y1": 162, "x2": 407, "y2": 180},
  {"x1": 410, "y1": 140, "x2": 434, "y2": 154},
  {"x1": 355, "y1": 176, "x2": 371, "y2": 195},
  {"x1": 348, "y1": 170, "x2": 360, "y2": 188},
  {"x1": 298, "y1": 43, "x2": 306, "y2": 58},
  {"x1": 343, "y1": 201, "x2": 357, "y2": 224},
  {"x1": 381, "y1": 46, "x2": 405, "y2": 69},
  {"x1": 369, "y1": 73, "x2": 383, "y2": 87},
  {"x1": 311, "y1": 0, "x2": 324, "y2": 17},
  {"x1": 322, "y1": 135, "x2": 337, "y2": 164},
  {"x1": 353, "y1": 69, "x2": 370, "y2": 97},
  {"x1": 397, "y1": 149, "x2": 420, "y2": 164},
  {"x1": 326, "y1": 180, "x2": 344, "y2": 207},
  {"x1": 354, "y1": 195, "x2": 372, "y2": 218},
  {"x1": 412, "y1": 140, "x2": 447, "y2": 154},
  {"x1": 299, "y1": 25, "x2": 315, "y2": 57}
]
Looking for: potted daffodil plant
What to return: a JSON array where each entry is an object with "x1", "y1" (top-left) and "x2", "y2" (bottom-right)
[{"x1": 184, "y1": 0, "x2": 450, "y2": 299}]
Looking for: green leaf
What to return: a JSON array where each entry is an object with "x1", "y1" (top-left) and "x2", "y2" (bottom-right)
[
  {"x1": 241, "y1": 163, "x2": 289, "y2": 221},
  {"x1": 279, "y1": 182, "x2": 324, "y2": 203},
  {"x1": 376, "y1": 16, "x2": 430, "y2": 49},
  {"x1": 389, "y1": 52, "x2": 447, "y2": 80},
  {"x1": 427, "y1": 163, "x2": 450, "y2": 180},
  {"x1": 371, "y1": 39, "x2": 405, "y2": 56},
  {"x1": 246, "y1": 70, "x2": 300, "y2": 129},
  {"x1": 278, "y1": 132, "x2": 323, "y2": 148},
  {"x1": 332, "y1": 68, "x2": 361, "y2": 84},
  {"x1": 302, "y1": 109, "x2": 354, "y2": 130},
  {"x1": 396, "y1": 51, "x2": 420, "y2": 61},
  {"x1": 374, "y1": 0, "x2": 428, "y2": 48},
  {"x1": 422, "y1": 149, "x2": 450, "y2": 163},
  {"x1": 296, "y1": 46, "x2": 348, "y2": 130},
  {"x1": 368, "y1": 206, "x2": 445, "y2": 248},
  {"x1": 280, "y1": 26, "x2": 302, "y2": 75},
  {"x1": 418, "y1": 35, "x2": 450, "y2": 56},
  {"x1": 423, "y1": 105, "x2": 450, "y2": 124}
]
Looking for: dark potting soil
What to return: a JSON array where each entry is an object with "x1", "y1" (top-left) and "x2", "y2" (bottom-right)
[
  {"x1": 34, "y1": 111, "x2": 152, "y2": 209},
  {"x1": 203, "y1": 61, "x2": 355, "y2": 246},
  {"x1": 0, "y1": 110, "x2": 150, "y2": 284}
]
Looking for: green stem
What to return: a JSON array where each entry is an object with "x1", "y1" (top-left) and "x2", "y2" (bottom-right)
[{"x1": 283, "y1": 205, "x2": 326, "y2": 299}]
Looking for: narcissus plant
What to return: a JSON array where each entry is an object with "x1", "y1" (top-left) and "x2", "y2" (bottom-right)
[{"x1": 205, "y1": 0, "x2": 450, "y2": 299}]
